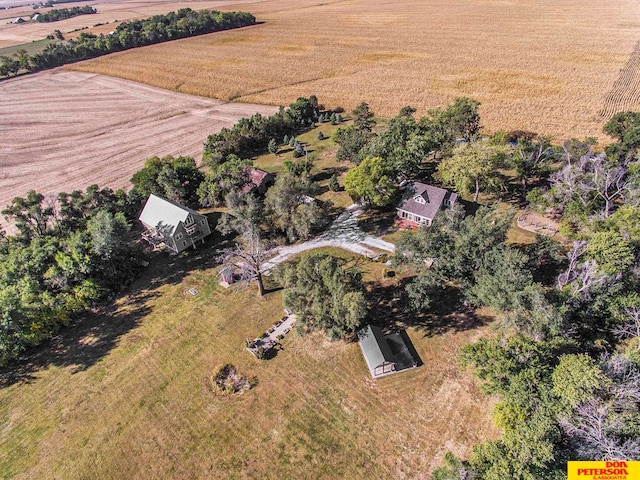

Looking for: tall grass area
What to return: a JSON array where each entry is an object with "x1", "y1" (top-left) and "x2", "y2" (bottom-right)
[{"x1": 0, "y1": 243, "x2": 498, "y2": 479}]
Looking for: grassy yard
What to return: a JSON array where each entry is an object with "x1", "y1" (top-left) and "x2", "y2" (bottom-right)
[
  {"x1": 0, "y1": 240, "x2": 499, "y2": 479},
  {"x1": 253, "y1": 120, "x2": 353, "y2": 209}
]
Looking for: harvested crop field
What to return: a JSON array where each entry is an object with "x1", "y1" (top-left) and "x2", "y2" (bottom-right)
[
  {"x1": 0, "y1": 69, "x2": 277, "y2": 232},
  {"x1": 0, "y1": 0, "x2": 263, "y2": 48},
  {"x1": 70, "y1": 0, "x2": 640, "y2": 140}
]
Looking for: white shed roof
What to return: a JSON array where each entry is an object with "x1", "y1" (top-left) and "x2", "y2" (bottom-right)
[
  {"x1": 358, "y1": 325, "x2": 396, "y2": 376},
  {"x1": 138, "y1": 194, "x2": 201, "y2": 235}
]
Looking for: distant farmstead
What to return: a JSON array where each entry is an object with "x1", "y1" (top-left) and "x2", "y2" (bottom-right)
[
  {"x1": 138, "y1": 194, "x2": 211, "y2": 253},
  {"x1": 358, "y1": 325, "x2": 419, "y2": 378},
  {"x1": 396, "y1": 181, "x2": 458, "y2": 227}
]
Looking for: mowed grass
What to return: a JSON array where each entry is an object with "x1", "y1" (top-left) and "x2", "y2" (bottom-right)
[
  {"x1": 0, "y1": 242, "x2": 499, "y2": 479},
  {"x1": 253, "y1": 121, "x2": 353, "y2": 208},
  {"x1": 69, "y1": 0, "x2": 640, "y2": 140}
]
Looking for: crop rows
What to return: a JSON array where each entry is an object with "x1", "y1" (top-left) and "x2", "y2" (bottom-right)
[{"x1": 599, "y1": 40, "x2": 640, "y2": 121}]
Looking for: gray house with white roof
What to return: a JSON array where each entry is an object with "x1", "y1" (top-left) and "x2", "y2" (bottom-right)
[
  {"x1": 396, "y1": 181, "x2": 458, "y2": 227},
  {"x1": 138, "y1": 194, "x2": 211, "y2": 253}
]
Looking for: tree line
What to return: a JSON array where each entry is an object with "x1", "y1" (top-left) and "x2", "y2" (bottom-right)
[
  {"x1": 0, "y1": 187, "x2": 143, "y2": 366},
  {"x1": 0, "y1": 8, "x2": 256, "y2": 77},
  {"x1": 35, "y1": 5, "x2": 96, "y2": 22},
  {"x1": 331, "y1": 97, "x2": 640, "y2": 476},
  {"x1": 384, "y1": 113, "x2": 640, "y2": 478}
]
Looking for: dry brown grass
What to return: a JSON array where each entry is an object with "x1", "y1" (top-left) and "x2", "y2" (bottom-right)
[
  {"x1": 0, "y1": 246, "x2": 499, "y2": 479},
  {"x1": 0, "y1": 69, "x2": 277, "y2": 233},
  {"x1": 68, "y1": 0, "x2": 640, "y2": 140}
]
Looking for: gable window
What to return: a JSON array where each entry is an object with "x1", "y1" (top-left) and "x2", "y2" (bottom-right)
[
  {"x1": 176, "y1": 233, "x2": 183, "y2": 240},
  {"x1": 413, "y1": 195, "x2": 426, "y2": 205},
  {"x1": 182, "y1": 241, "x2": 187, "y2": 247}
]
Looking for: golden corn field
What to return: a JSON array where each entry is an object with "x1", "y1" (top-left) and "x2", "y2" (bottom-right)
[{"x1": 69, "y1": 0, "x2": 640, "y2": 140}]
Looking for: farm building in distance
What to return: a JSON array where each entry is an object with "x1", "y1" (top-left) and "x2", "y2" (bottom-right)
[
  {"x1": 396, "y1": 181, "x2": 458, "y2": 227},
  {"x1": 358, "y1": 325, "x2": 419, "y2": 378},
  {"x1": 138, "y1": 194, "x2": 211, "y2": 253}
]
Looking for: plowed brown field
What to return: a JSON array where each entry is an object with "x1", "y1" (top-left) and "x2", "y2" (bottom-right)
[
  {"x1": 0, "y1": 69, "x2": 277, "y2": 232},
  {"x1": 69, "y1": 0, "x2": 640, "y2": 140}
]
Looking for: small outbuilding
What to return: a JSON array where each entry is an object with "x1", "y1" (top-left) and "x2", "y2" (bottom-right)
[
  {"x1": 242, "y1": 168, "x2": 275, "y2": 195},
  {"x1": 138, "y1": 194, "x2": 211, "y2": 253},
  {"x1": 358, "y1": 325, "x2": 420, "y2": 378}
]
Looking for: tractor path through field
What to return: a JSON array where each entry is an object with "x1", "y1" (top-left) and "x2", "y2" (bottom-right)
[
  {"x1": 262, "y1": 203, "x2": 395, "y2": 272},
  {"x1": 0, "y1": 69, "x2": 278, "y2": 233}
]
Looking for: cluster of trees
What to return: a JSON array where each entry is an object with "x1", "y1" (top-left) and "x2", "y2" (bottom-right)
[
  {"x1": 334, "y1": 99, "x2": 562, "y2": 209},
  {"x1": 278, "y1": 252, "x2": 367, "y2": 339},
  {"x1": 0, "y1": 9, "x2": 256, "y2": 77},
  {"x1": 130, "y1": 155, "x2": 204, "y2": 208},
  {"x1": 424, "y1": 115, "x2": 640, "y2": 478},
  {"x1": 524, "y1": 113, "x2": 640, "y2": 238},
  {"x1": 203, "y1": 96, "x2": 323, "y2": 164},
  {"x1": 35, "y1": 0, "x2": 87, "y2": 8},
  {"x1": 0, "y1": 186, "x2": 143, "y2": 366},
  {"x1": 338, "y1": 99, "x2": 486, "y2": 206},
  {"x1": 35, "y1": 5, "x2": 96, "y2": 22}
]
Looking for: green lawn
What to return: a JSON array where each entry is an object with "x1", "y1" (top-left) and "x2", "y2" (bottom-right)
[
  {"x1": 0, "y1": 241, "x2": 498, "y2": 479},
  {"x1": 253, "y1": 121, "x2": 353, "y2": 208},
  {"x1": 0, "y1": 39, "x2": 57, "y2": 57}
]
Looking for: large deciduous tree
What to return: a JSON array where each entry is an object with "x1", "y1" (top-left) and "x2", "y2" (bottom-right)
[
  {"x1": 344, "y1": 156, "x2": 398, "y2": 207},
  {"x1": 264, "y1": 172, "x2": 323, "y2": 243},
  {"x1": 279, "y1": 253, "x2": 367, "y2": 339},
  {"x1": 130, "y1": 155, "x2": 204, "y2": 207},
  {"x1": 332, "y1": 102, "x2": 377, "y2": 163},
  {"x1": 437, "y1": 141, "x2": 508, "y2": 202},
  {"x1": 197, "y1": 155, "x2": 251, "y2": 207},
  {"x1": 218, "y1": 228, "x2": 269, "y2": 297}
]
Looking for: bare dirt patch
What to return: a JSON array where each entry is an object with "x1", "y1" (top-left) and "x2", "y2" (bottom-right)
[
  {"x1": 70, "y1": 0, "x2": 640, "y2": 140},
  {"x1": 0, "y1": 69, "x2": 277, "y2": 232}
]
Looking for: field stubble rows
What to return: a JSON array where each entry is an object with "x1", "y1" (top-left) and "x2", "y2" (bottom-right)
[
  {"x1": 0, "y1": 69, "x2": 277, "y2": 232},
  {"x1": 68, "y1": 0, "x2": 640, "y2": 140}
]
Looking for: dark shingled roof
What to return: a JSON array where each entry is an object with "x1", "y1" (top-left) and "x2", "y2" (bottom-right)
[{"x1": 396, "y1": 182, "x2": 458, "y2": 221}]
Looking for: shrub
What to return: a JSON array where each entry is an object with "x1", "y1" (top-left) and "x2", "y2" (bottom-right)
[
  {"x1": 317, "y1": 131, "x2": 325, "y2": 140},
  {"x1": 329, "y1": 173, "x2": 340, "y2": 191},
  {"x1": 255, "y1": 346, "x2": 267, "y2": 360},
  {"x1": 210, "y1": 364, "x2": 254, "y2": 394}
]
